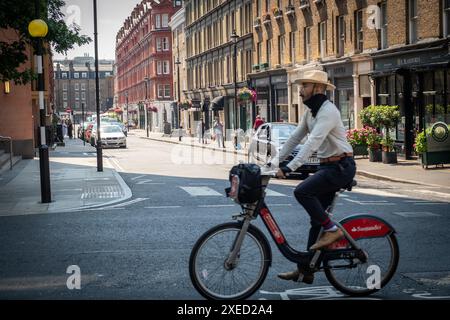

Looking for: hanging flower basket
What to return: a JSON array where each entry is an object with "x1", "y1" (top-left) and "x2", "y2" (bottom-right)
[
  {"x1": 238, "y1": 87, "x2": 257, "y2": 103},
  {"x1": 180, "y1": 101, "x2": 192, "y2": 110}
]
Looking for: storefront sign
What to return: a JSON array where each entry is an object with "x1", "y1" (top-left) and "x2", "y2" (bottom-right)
[
  {"x1": 325, "y1": 63, "x2": 353, "y2": 78},
  {"x1": 374, "y1": 49, "x2": 450, "y2": 71},
  {"x1": 255, "y1": 78, "x2": 270, "y2": 87},
  {"x1": 271, "y1": 75, "x2": 287, "y2": 84}
]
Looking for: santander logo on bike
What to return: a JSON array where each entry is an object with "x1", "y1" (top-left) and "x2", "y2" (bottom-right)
[{"x1": 351, "y1": 225, "x2": 383, "y2": 233}]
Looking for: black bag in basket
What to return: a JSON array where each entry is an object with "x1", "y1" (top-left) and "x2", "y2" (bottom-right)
[{"x1": 225, "y1": 163, "x2": 262, "y2": 204}]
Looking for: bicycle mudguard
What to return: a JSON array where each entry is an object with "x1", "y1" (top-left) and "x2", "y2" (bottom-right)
[{"x1": 329, "y1": 215, "x2": 396, "y2": 249}]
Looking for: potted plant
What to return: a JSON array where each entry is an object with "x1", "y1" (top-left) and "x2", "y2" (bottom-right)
[
  {"x1": 415, "y1": 125, "x2": 450, "y2": 168},
  {"x1": 360, "y1": 105, "x2": 400, "y2": 164},
  {"x1": 346, "y1": 128, "x2": 368, "y2": 157},
  {"x1": 285, "y1": 4, "x2": 295, "y2": 16},
  {"x1": 366, "y1": 126, "x2": 383, "y2": 162},
  {"x1": 381, "y1": 136, "x2": 397, "y2": 164},
  {"x1": 272, "y1": 7, "x2": 283, "y2": 19},
  {"x1": 262, "y1": 13, "x2": 271, "y2": 25}
]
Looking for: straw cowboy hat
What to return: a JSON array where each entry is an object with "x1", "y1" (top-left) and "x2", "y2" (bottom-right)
[{"x1": 294, "y1": 70, "x2": 336, "y2": 91}]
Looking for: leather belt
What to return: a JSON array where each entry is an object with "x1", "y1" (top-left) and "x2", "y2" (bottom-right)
[{"x1": 320, "y1": 153, "x2": 354, "y2": 164}]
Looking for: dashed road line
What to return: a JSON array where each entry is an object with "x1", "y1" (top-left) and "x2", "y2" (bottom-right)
[
  {"x1": 180, "y1": 186, "x2": 222, "y2": 196},
  {"x1": 393, "y1": 212, "x2": 441, "y2": 218}
]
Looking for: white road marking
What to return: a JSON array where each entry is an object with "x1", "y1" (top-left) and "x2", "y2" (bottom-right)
[
  {"x1": 189, "y1": 183, "x2": 216, "y2": 186},
  {"x1": 145, "y1": 206, "x2": 181, "y2": 209},
  {"x1": 413, "y1": 202, "x2": 449, "y2": 205},
  {"x1": 265, "y1": 189, "x2": 287, "y2": 197},
  {"x1": 180, "y1": 186, "x2": 222, "y2": 196},
  {"x1": 353, "y1": 188, "x2": 406, "y2": 198},
  {"x1": 131, "y1": 175, "x2": 146, "y2": 181},
  {"x1": 94, "y1": 198, "x2": 148, "y2": 210},
  {"x1": 393, "y1": 212, "x2": 441, "y2": 217},
  {"x1": 198, "y1": 204, "x2": 236, "y2": 208},
  {"x1": 344, "y1": 198, "x2": 395, "y2": 205},
  {"x1": 269, "y1": 204, "x2": 293, "y2": 207}
]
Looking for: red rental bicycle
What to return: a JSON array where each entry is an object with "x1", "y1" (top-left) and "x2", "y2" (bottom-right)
[{"x1": 189, "y1": 166, "x2": 399, "y2": 300}]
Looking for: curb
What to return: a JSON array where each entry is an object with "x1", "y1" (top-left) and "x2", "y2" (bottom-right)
[
  {"x1": 356, "y1": 170, "x2": 446, "y2": 188},
  {"x1": 139, "y1": 136, "x2": 248, "y2": 157}
]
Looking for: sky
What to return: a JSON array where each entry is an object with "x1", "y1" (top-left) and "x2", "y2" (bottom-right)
[{"x1": 53, "y1": 0, "x2": 140, "y2": 61}]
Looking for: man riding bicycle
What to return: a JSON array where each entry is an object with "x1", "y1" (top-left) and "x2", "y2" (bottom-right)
[{"x1": 270, "y1": 70, "x2": 356, "y2": 284}]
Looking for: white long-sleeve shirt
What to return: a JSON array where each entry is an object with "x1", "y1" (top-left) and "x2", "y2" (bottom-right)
[{"x1": 273, "y1": 100, "x2": 353, "y2": 171}]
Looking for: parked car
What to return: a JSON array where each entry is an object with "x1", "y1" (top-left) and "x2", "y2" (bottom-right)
[
  {"x1": 110, "y1": 121, "x2": 127, "y2": 136},
  {"x1": 248, "y1": 122, "x2": 320, "y2": 177},
  {"x1": 93, "y1": 125, "x2": 127, "y2": 148}
]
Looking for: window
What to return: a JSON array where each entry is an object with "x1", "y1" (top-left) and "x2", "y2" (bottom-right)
[
  {"x1": 158, "y1": 85, "x2": 164, "y2": 98},
  {"x1": 164, "y1": 85, "x2": 171, "y2": 97},
  {"x1": 62, "y1": 72, "x2": 67, "y2": 79},
  {"x1": 257, "y1": 0, "x2": 262, "y2": 17},
  {"x1": 278, "y1": 35, "x2": 285, "y2": 65},
  {"x1": 337, "y1": 16, "x2": 346, "y2": 56},
  {"x1": 266, "y1": 39, "x2": 271, "y2": 65},
  {"x1": 265, "y1": 0, "x2": 269, "y2": 12},
  {"x1": 257, "y1": 42, "x2": 262, "y2": 65},
  {"x1": 63, "y1": 83, "x2": 67, "y2": 91},
  {"x1": 355, "y1": 10, "x2": 364, "y2": 52},
  {"x1": 63, "y1": 102, "x2": 68, "y2": 108},
  {"x1": 75, "y1": 83, "x2": 79, "y2": 91},
  {"x1": 156, "y1": 14, "x2": 161, "y2": 28},
  {"x1": 63, "y1": 92, "x2": 67, "y2": 100},
  {"x1": 75, "y1": 92, "x2": 80, "y2": 100},
  {"x1": 305, "y1": 27, "x2": 311, "y2": 61},
  {"x1": 444, "y1": 0, "x2": 450, "y2": 37},
  {"x1": 380, "y1": 1, "x2": 388, "y2": 49},
  {"x1": 156, "y1": 38, "x2": 162, "y2": 51},
  {"x1": 289, "y1": 32, "x2": 296, "y2": 63},
  {"x1": 157, "y1": 61, "x2": 162, "y2": 74},
  {"x1": 408, "y1": 0, "x2": 418, "y2": 44},
  {"x1": 81, "y1": 92, "x2": 86, "y2": 101},
  {"x1": 319, "y1": 22, "x2": 327, "y2": 58},
  {"x1": 163, "y1": 61, "x2": 170, "y2": 74},
  {"x1": 105, "y1": 72, "x2": 111, "y2": 77},
  {"x1": 162, "y1": 14, "x2": 169, "y2": 27},
  {"x1": 74, "y1": 72, "x2": 79, "y2": 79},
  {"x1": 81, "y1": 83, "x2": 86, "y2": 91},
  {"x1": 82, "y1": 72, "x2": 87, "y2": 78}
]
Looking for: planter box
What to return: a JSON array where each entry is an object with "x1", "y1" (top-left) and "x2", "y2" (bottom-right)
[
  {"x1": 352, "y1": 144, "x2": 368, "y2": 157},
  {"x1": 382, "y1": 151, "x2": 397, "y2": 164},
  {"x1": 369, "y1": 149, "x2": 382, "y2": 162},
  {"x1": 421, "y1": 151, "x2": 450, "y2": 168}
]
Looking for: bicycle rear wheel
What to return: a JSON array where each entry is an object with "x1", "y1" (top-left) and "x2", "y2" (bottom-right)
[
  {"x1": 189, "y1": 222, "x2": 271, "y2": 300},
  {"x1": 324, "y1": 216, "x2": 399, "y2": 297}
]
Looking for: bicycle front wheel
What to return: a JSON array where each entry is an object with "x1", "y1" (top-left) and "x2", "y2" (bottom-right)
[{"x1": 189, "y1": 222, "x2": 271, "y2": 300}]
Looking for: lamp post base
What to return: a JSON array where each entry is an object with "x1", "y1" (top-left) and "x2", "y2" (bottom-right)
[{"x1": 39, "y1": 145, "x2": 51, "y2": 203}]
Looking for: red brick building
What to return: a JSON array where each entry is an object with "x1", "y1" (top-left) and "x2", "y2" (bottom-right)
[
  {"x1": 0, "y1": 29, "x2": 54, "y2": 159},
  {"x1": 115, "y1": 0, "x2": 181, "y2": 132}
]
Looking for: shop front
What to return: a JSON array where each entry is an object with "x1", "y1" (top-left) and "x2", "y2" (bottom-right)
[
  {"x1": 324, "y1": 60, "x2": 355, "y2": 130},
  {"x1": 371, "y1": 40, "x2": 450, "y2": 159}
]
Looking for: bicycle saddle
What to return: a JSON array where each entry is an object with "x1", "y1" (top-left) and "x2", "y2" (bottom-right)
[{"x1": 344, "y1": 180, "x2": 357, "y2": 191}]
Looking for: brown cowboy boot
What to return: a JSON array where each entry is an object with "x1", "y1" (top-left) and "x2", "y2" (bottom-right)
[{"x1": 277, "y1": 268, "x2": 314, "y2": 284}]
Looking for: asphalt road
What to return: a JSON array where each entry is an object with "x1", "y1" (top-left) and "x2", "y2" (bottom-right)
[{"x1": 0, "y1": 133, "x2": 449, "y2": 300}]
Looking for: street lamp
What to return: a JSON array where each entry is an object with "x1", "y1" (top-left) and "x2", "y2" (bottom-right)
[
  {"x1": 125, "y1": 91, "x2": 129, "y2": 130},
  {"x1": 29, "y1": 3, "x2": 51, "y2": 203},
  {"x1": 230, "y1": 30, "x2": 239, "y2": 148},
  {"x1": 175, "y1": 57, "x2": 182, "y2": 132},
  {"x1": 93, "y1": 0, "x2": 103, "y2": 172},
  {"x1": 144, "y1": 77, "x2": 149, "y2": 137}
]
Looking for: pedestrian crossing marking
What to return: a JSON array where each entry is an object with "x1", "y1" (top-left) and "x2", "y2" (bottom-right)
[
  {"x1": 393, "y1": 212, "x2": 441, "y2": 218},
  {"x1": 180, "y1": 186, "x2": 222, "y2": 196},
  {"x1": 265, "y1": 189, "x2": 287, "y2": 197}
]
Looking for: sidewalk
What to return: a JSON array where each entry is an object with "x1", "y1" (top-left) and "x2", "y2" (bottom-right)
[
  {"x1": 0, "y1": 139, "x2": 131, "y2": 217},
  {"x1": 132, "y1": 129, "x2": 450, "y2": 189}
]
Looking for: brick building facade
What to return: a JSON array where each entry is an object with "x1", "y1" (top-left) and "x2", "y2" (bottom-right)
[
  {"x1": 0, "y1": 29, "x2": 54, "y2": 158},
  {"x1": 248, "y1": 0, "x2": 449, "y2": 159},
  {"x1": 115, "y1": 0, "x2": 182, "y2": 133}
]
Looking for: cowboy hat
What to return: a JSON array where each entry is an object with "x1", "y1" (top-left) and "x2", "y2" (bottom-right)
[{"x1": 294, "y1": 70, "x2": 336, "y2": 91}]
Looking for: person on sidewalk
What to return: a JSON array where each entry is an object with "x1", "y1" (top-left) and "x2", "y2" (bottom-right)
[
  {"x1": 253, "y1": 115, "x2": 264, "y2": 131},
  {"x1": 68, "y1": 120, "x2": 73, "y2": 139},
  {"x1": 213, "y1": 117, "x2": 225, "y2": 148},
  {"x1": 270, "y1": 70, "x2": 356, "y2": 284}
]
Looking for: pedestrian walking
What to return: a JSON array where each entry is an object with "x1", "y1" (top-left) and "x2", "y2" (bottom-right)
[
  {"x1": 68, "y1": 120, "x2": 73, "y2": 139},
  {"x1": 213, "y1": 117, "x2": 225, "y2": 148},
  {"x1": 62, "y1": 120, "x2": 68, "y2": 138},
  {"x1": 253, "y1": 115, "x2": 264, "y2": 130},
  {"x1": 197, "y1": 120, "x2": 202, "y2": 143}
]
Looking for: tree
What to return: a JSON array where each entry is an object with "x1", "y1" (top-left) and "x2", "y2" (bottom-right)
[{"x1": 0, "y1": 0, "x2": 91, "y2": 85}]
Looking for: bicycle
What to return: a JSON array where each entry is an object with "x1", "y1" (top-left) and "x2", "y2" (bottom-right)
[{"x1": 189, "y1": 166, "x2": 400, "y2": 300}]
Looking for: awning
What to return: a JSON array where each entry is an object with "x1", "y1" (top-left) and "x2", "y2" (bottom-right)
[{"x1": 210, "y1": 96, "x2": 225, "y2": 111}]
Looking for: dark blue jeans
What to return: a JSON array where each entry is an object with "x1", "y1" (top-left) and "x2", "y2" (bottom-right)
[{"x1": 293, "y1": 157, "x2": 356, "y2": 249}]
